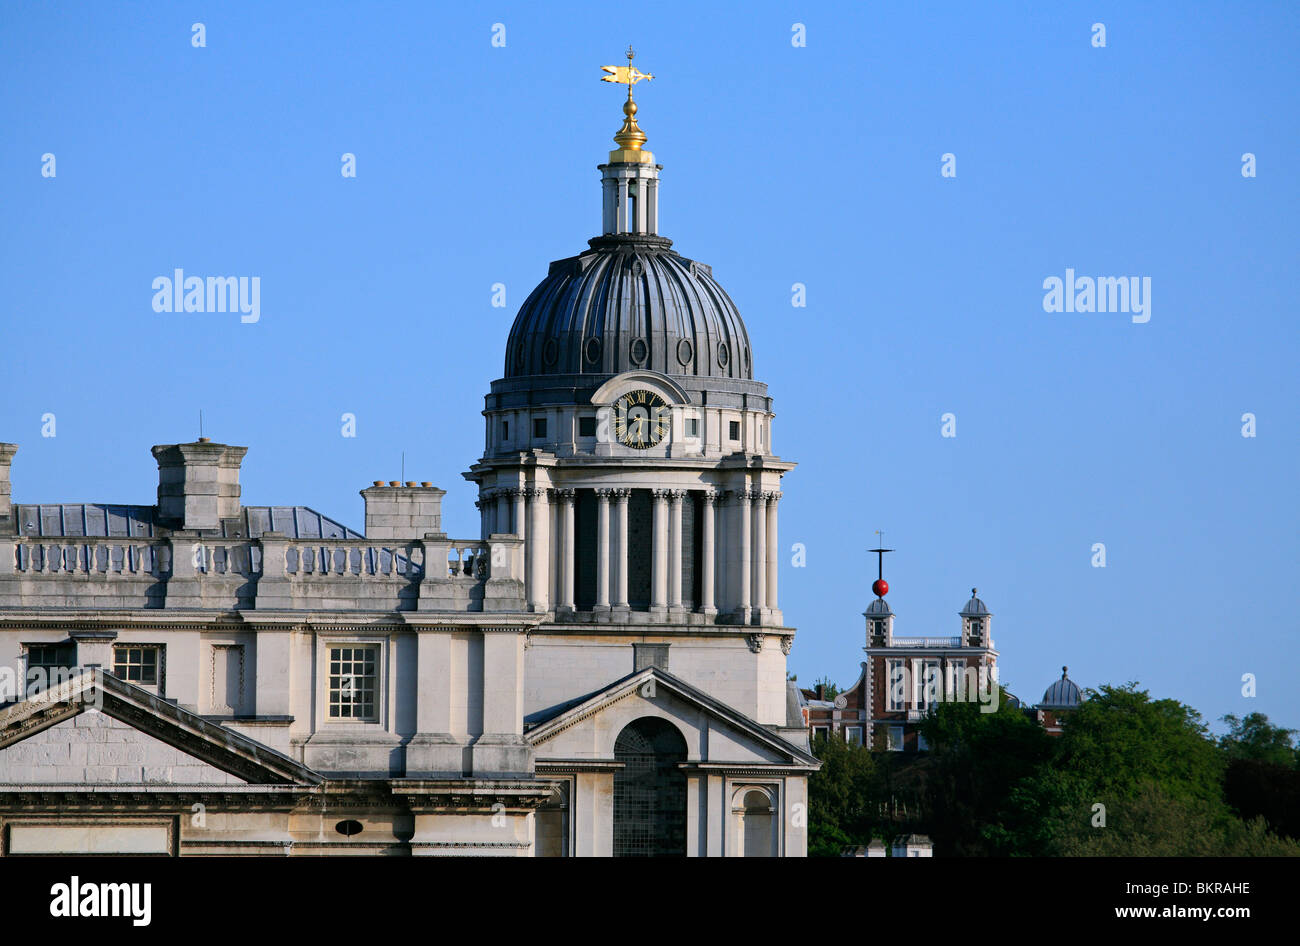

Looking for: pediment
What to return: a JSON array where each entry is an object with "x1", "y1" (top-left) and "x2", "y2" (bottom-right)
[
  {"x1": 0, "y1": 671, "x2": 319, "y2": 786},
  {"x1": 526, "y1": 668, "x2": 819, "y2": 769}
]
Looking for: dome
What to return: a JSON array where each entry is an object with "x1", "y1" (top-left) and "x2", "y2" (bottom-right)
[
  {"x1": 1041, "y1": 668, "x2": 1083, "y2": 709},
  {"x1": 503, "y1": 235, "x2": 753, "y2": 383},
  {"x1": 959, "y1": 588, "x2": 990, "y2": 617},
  {"x1": 864, "y1": 597, "x2": 893, "y2": 617}
]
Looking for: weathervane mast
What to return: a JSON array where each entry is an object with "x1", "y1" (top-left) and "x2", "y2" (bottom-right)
[
  {"x1": 600, "y1": 46, "x2": 654, "y2": 157},
  {"x1": 869, "y1": 530, "x2": 893, "y2": 598}
]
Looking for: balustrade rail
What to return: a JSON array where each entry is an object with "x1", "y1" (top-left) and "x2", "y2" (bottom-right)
[{"x1": 11, "y1": 538, "x2": 171, "y2": 578}]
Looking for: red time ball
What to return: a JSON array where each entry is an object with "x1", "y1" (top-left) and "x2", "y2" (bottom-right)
[{"x1": 872, "y1": 578, "x2": 889, "y2": 597}]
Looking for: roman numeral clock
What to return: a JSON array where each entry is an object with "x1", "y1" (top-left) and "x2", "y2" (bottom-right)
[{"x1": 612, "y1": 389, "x2": 669, "y2": 449}]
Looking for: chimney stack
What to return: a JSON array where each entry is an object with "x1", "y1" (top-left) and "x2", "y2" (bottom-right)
[
  {"x1": 361, "y1": 482, "x2": 446, "y2": 540},
  {"x1": 151, "y1": 440, "x2": 248, "y2": 531},
  {"x1": 0, "y1": 443, "x2": 17, "y2": 531}
]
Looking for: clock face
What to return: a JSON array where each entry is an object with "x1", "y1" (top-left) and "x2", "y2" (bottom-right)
[{"x1": 612, "y1": 390, "x2": 670, "y2": 449}]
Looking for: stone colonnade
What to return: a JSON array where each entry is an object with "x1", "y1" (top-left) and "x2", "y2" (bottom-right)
[{"x1": 477, "y1": 486, "x2": 781, "y2": 622}]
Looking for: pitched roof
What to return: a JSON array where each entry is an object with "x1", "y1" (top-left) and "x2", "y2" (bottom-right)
[
  {"x1": 525, "y1": 666, "x2": 820, "y2": 769},
  {"x1": 14, "y1": 504, "x2": 362, "y2": 540},
  {"x1": 0, "y1": 670, "x2": 321, "y2": 785}
]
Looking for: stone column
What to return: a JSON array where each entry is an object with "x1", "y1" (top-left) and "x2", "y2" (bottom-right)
[
  {"x1": 496, "y1": 489, "x2": 510, "y2": 535},
  {"x1": 700, "y1": 491, "x2": 717, "y2": 616},
  {"x1": 734, "y1": 489, "x2": 752, "y2": 621},
  {"x1": 668, "y1": 490, "x2": 684, "y2": 613},
  {"x1": 651, "y1": 489, "x2": 669, "y2": 615},
  {"x1": 613, "y1": 489, "x2": 630, "y2": 612},
  {"x1": 553, "y1": 488, "x2": 575, "y2": 613},
  {"x1": 512, "y1": 489, "x2": 526, "y2": 541},
  {"x1": 476, "y1": 497, "x2": 490, "y2": 540},
  {"x1": 526, "y1": 488, "x2": 550, "y2": 613},
  {"x1": 595, "y1": 489, "x2": 612, "y2": 611},
  {"x1": 752, "y1": 491, "x2": 768, "y2": 624},
  {"x1": 766, "y1": 491, "x2": 781, "y2": 612}
]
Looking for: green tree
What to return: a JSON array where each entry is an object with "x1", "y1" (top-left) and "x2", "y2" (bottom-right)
[
  {"x1": 813, "y1": 675, "x2": 840, "y2": 700},
  {"x1": 1220, "y1": 713, "x2": 1298, "y2": 767},
  {"x1": 807, "y1": 730, "x2": 876, "y2": 855},
  {"x1": 917, "y1": 687, "x2": 1053, "y2": 856}
]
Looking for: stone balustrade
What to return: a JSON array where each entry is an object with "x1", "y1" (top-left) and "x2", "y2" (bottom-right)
[
  {"x1": 8, "y1": 537, "x2": 171, "y2": 578},
  {"x1": 0, "y1": 534, "x2": 526, "y2": 612},
  {"x1": 890, "y1": 636, "x2": 963, "y2": 648}
]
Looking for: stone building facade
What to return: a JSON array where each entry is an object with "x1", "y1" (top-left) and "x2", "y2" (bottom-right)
[{"x1": 0, "y1": 72, "x2": 815, "y2": 857}]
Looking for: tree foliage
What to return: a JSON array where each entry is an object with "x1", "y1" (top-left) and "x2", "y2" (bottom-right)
[{"x1": 804, "y1": 678, "x2": 1300, "y2": 857}]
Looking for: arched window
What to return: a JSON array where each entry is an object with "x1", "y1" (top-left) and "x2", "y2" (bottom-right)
[
  {"x1": 735, "y1": 788, "x2": 775, "y2": 857},
  {"x1": 613, "y1": 717, "x2": 687, "y2": 857}
]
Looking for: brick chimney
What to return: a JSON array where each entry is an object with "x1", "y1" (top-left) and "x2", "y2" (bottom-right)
[
  {"x1": 0, "y1": 443, "x2": 16, "y2": 530},
  {"x1": 151, "y1": 439, "x2": 248, "y2": 531},
  {"x1": 361, "y1": 481, "x2": 446, "y2": 540}
]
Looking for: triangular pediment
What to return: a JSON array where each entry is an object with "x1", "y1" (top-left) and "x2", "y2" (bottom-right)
[
  {"x1": 526, "y1": 668, "x2": 819, "y2": 769},
  {"x1": 0, "y1": 671, "x2": 320, "y2": 786}
]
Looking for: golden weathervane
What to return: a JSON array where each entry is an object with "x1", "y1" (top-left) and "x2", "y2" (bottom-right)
[{"x1": 601, "y1": 45, "x2": 653, "y2": 159}]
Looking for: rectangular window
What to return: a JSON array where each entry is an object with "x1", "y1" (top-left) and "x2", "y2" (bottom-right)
[
  {"x1": 758, "y1": 423, "x2": 763, "y2": 446},
  {"x1": 728, "y1": 420, "x2": 740, "y2": 441},
  {"x1": 578, "y1": 416, "x2": 597, "y2": 437},
  {"x1": 685, "y1": 417, "x2": 699, "y2": 438},
  {"x1": 888, "y1": 725, "x2": 904, "y2": 751},
  {"x1": 533, "y1": 417, "x2": 547, "y2": 439},
  {"x1": 24, "y1": 642, "x2": 77, "y2": 693},
  {"x1": 812, "y1": 726, "x2": 830, "y2": 743},
  {"x1": 887, "y1": 659, "x2": 907, "y2": 711},
  {"x1": 501, "y1": 420, "x2": 509, "y2": 440},
  {"x1": 845, "y1": 725, "x2": 863, "y2": 746},
  {"x1": 328, "y1": 645, "x2": 379, "y2": 721},
  {"x1": 918, "y1": 660, "x2": 942, "y2": 709},
  {"x1": 113, "y1": 645, "x2": 162, "y2": 688}
]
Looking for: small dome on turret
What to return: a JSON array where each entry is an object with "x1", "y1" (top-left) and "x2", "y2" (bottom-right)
[
  {"x1": 864, "y1": 597, "x2": 893, "y2": 617},
  {"x1": 1040, "y1": 667, "x2": 1083, "y2": 709},
  {"x1": 959, "y1": 588, "x2": 990, "y2": 617}
]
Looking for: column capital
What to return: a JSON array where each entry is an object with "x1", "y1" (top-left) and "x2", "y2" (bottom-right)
[
  {"x1": 700, "y1": 490, "x2": 721, "y2": 506},
  {"x1": 548, "y1": 487, "x2": 576, "y2": 503},
  {"x1": 651, "y1": 488, "x2": 672, "y2": 501},
  {"x1": 664, "y1": 489, "x2": 687, "y2": 504},
  {"x1": 521, "y1": 487, "x2": 547, "y2": 501},
  {"x1": 767, "y1": 490, "x2": 783, "y2": 504},
  {"x1": 610, "y1": 487, "x2": 632, "y2": 502},
  {"x1": 595, "y1": 487, "x2": 616, "y2": 501}
]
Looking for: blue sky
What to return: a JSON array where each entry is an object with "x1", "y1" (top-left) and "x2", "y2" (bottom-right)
[{"x1": 2, "y1": 1, "x2": 1296, "y2": 733}]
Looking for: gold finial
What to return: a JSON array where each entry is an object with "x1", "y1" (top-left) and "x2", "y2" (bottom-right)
[{"x1": 600, "y1": 45, "x2": 654, "y2": 163}]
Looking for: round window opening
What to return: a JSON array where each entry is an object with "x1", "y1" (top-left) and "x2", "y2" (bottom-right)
[
  {"x1": 630, "y1": 338, "x2": 649, "y2": 366},
  {"x1": 676, "y1": 338, "x2": 694, "y2": 366},
  {"x1": 717, "y1": 342, "x2": 730, "y2": 368},
  {"x1": 584, "y1": 337, "x2": 602, "y2": 364},
  {"x1": 542, "y1": 338, "x2": 559, "y2": 366},
  {"x1": 335, "y1": 819, "x2": 364, "y2": 837}
]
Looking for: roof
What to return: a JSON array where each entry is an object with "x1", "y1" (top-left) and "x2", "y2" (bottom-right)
[
  {"x1": 0, "y1": 669, "x2": 321, "y2": 785},
  {"x1": 959, "y1": 588, "x2": 990, "y2": 617},
  {"x1": 14, "y1": 503, "x2": 363, "y2": 540},
  {"x1": 503, "y1": 235, "x2": 754, "y2": 383},
  {"x1": 525, "y1": 666, "x2": 820, "y2": 769},
  {"x1": 1040, "y1": 668, "x2": 1083, "y2": 709},
  {"x1": 864, "y1": 597, "x2": 893, "y2": 616}
]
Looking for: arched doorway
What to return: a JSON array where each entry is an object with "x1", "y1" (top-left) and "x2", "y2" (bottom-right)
[
  {"x1": 613, "y1": 717, "x2": 687, "y2": 856},
  {"x1": 738, "y1": 788, "x2": 775, "y2": 857}
]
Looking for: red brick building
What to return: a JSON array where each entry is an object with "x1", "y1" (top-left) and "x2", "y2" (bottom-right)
[{"x1": 802, "y1": 588, "x2": 999, "y2": 751}]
